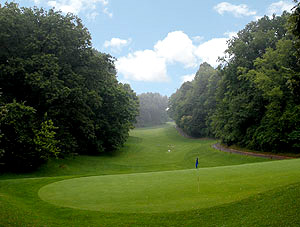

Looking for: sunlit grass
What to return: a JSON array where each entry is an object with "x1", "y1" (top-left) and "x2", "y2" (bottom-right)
[
  {"x1": 1, "y1": 123, "x2": 299, "y2": 226},
  {"x1": 39, "y1": 159, "x2": 300, "y2": 213}
]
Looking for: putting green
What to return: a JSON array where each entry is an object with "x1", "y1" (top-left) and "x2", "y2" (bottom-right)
[{"x1": 39, "y1": 159, "x2": 300, "y2": 213}]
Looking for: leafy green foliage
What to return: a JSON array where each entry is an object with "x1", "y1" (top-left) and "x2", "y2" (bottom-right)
[
  {"x1": 135, "y1": 92, "x2": 168, "y2": 127},
  {"x1": 169, "y1": 13, "x2": 300, "y2": 154},
  {"x1": 33, "y1": 120, "x2": 60, "y2": 160},
  {"x1": 0, "y1": 3, "x2": 139, "y2": 170},
  {"x1": 245, "y1": 39, "x2": 300, "y2": 152},
  {"x1": 0, "y1": 101, "x2": 60, "y2": 171},
  {"x1": 212, "y1": 14, "x2": 290, "y2": 147},
  {"x1": 290, "y1": 1, "x2": 300, "y2": 44},
  {"x1": 168, "y1": 63, "x2": 219, "y2": 137}
]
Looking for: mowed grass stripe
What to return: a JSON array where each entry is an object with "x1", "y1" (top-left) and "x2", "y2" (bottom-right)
[{"x1": 39, "y1": 158, "x2": 300, "y2": 213}]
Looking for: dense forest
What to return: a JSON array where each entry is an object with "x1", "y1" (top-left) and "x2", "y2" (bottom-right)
[
  {"x1": 135, "y1": 92, "x2": 169, "y2": 127},
  {"x1": 0, "y1": 3, "x2": 139, "y2": 171},
  {"x1": 169, "y1": 10, "x2": 300, "y2": 154}
]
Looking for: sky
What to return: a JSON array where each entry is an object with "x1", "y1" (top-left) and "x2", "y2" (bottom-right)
[{"x1": 1, "y1": 0, "x2": 296, "y2": 96}]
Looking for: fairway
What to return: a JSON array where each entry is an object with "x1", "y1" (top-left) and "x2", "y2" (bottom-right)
[
  {"x1": 26, "y1": 123, "x2": 269, "y2": 178},
  {"x1": 39, "y1": 159, "x2": 300, "y2": 213}
]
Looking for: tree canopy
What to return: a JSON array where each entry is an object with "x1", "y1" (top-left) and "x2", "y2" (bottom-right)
[
  {"x1": 0, "y1": 3, "x2": 139, "y2": 171},
  {"x1": 169, "y1": 12, "x2": 300, "y2": 154},
  {"x1": 168, "y1": 63, "x2": 219, "y2": 137}
]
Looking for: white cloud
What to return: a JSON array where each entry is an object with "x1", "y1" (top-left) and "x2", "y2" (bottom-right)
[
  {"x1": 214, "y1": 2, "x2": 256, "y2": 17},
  {"x1": 115, "y1": 31, "x2": 198, "y2": 83},
  {"x1": 154, "y1": 31, "x2": 197, "y2": 68},
  {"x1": 181, "y1": 74, "x2": 195, "y2": 83},
  {"x1": 194, "y1": 37, "x2": 228, "y2": 67},
  {"x1": 267, "y1": 1, "x2": 294, "y2": 16},
  {"x1": 118, "y1": 78, "x2": 130, "y2": 85},
  {"x1": 224, "y1": 31, "x2": 237, "y2": 38},
  {"x1": 48, "y1": 0, "x2": 80, "y2": 14},
  {"x1": 254, "y1": 15, "x2": 264, "y2": 21},
  {"x1": 104, "y1": 38, "x2": 131, "y2": 53},
  {"x1": 35, "y1": 0, "x2": 111, "y2": 18},
  {"x1": 116, "y1": 50, "x2": 169, "y2": 82},
  {"x1": 116, "y1": 31, "x2": 235, "y2": 82}
]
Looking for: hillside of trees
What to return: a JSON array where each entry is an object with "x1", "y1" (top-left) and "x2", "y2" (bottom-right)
[
  {"x1": 0, "y1": 3, "x2": 139, "y2": 171},
  {"x1": 135, "y1": 92, "x2": 169, "y2": 127},
  {"x1": 169, "y1": 10, "x2": 300, "y2": 154}
]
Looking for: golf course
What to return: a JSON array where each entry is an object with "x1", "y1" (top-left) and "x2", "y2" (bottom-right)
[{"x1": 1, "y1": 123, "x2": 300, "y2": 226}]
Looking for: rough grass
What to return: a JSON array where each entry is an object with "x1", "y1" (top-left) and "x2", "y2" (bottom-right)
[{"x1": 1, "y1": 123, "x2": 299, "y2": 226}]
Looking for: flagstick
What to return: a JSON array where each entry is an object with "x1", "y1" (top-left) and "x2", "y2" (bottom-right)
[
  {"x1": 196, "y1": 157, "x2": 199, "y2": 192},
  {"x1": 197, "y1": 169, "x2": 200, "y2": 192}
]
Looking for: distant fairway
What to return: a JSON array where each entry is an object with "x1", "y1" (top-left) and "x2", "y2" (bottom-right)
[
  {"x1": 39, "y1": 159, "x2": 300, "y2": 213},
  {"x1": 11, "y1": 123, "x2": 269, "y2": 178},
  {"x1": 1, "y1": 123, "x2": 300, "y2": 226},
  {"x1": 105, "y1": 123, "x2": 271, "y2": 171}
]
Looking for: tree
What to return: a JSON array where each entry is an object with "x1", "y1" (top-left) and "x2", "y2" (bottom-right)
[
  {"x1": 0, "y1": 3, "x2": 139, "y2": 170},
  {"x1": 289, "y1": 1, "x2": 300, "y2": 96},
  {"x1": 168, "y1": 63, "x2": 219, "y2": 137},
  {"x1": 168, "y1": 81, "x2": 194, "y2": 126},
  {"x1": 212, "y1": 13, "x2": 290, "y2": 147},
  {"x1": 290, "y1": 1, "x2": 300, "y2": 44},
  {"x1": 0, "y1": 101, "x2": 59, "y2": 171},
  {"x1": 169, "y1": 12, "x2": 299, "y2": 154},
  {"x1": 136, "y1": 92, "x2": 168, "y2": 127},
  {"x1": 245, "y1": 39, "x2": 300, "y2": 152}
]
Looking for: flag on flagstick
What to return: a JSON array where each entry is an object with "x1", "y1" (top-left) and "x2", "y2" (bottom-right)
[{"x1": 195, "y1": 157, "x2": 199, "y2": 169}]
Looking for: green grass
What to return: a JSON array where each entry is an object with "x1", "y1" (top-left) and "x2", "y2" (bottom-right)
[
  {"x1": 1, "y1": 123, "x2": 300, "y2": 226},
  {"x1": 39, "y1": 159, "x2": 300, "y2": 213},
  {"x1": 0, "y1": 123, "x2": 267, "y2": 179}
]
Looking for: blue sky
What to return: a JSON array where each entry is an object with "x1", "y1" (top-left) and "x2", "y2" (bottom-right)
[{"x1": 2, "y1": 0, "x2": 295, "y2": 96}]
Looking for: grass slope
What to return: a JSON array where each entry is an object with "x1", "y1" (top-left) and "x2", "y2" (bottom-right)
[
  {"x1": 1, "y1": 123, "x2": 299, "y2": 226},
  {"x1": 1, "y1": 123, "x2": 267, "y2": 179}
]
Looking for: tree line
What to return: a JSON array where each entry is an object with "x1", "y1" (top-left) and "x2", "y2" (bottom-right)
[
  {"x1": 0, "y1": 3, "x2": 139, "y2": 172},
  {"x1": 135, "y1": 92, "x2": 169, "y2": 127},
  {"x1": 169, "y1": 9, "x2": 300, "y2": 154}
]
